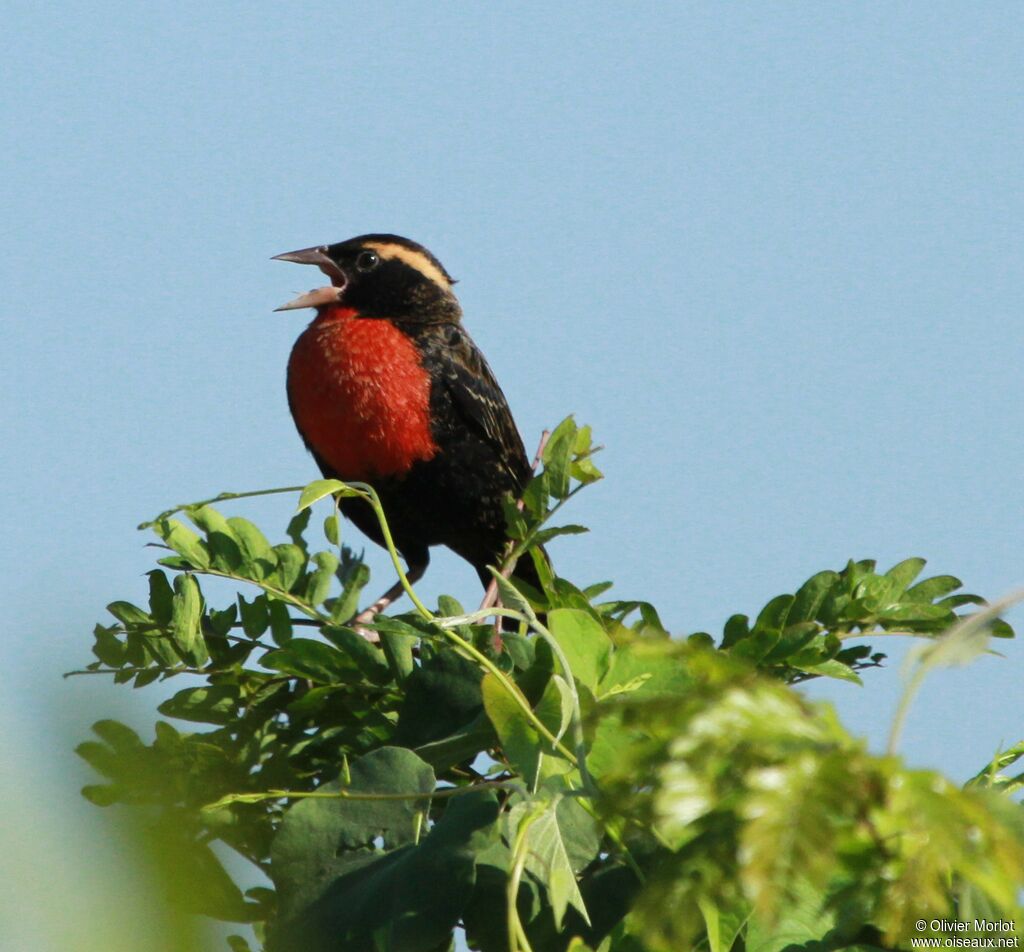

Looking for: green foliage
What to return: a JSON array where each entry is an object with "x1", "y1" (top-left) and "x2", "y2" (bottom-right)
[{"x1": 74, "y1": 418, "x2": 1024, "y2": 951}]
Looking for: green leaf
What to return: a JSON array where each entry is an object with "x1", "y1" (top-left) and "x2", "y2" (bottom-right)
[
  {"x1": 147, "y1": 570, "x2": 175, "y2": 626},
  {"x1": 154, "y1": 518, "x2": 211, "y2": 570},
  {"x1": 491, "y1": 570, "x2": 532, "y2": 617},
  {"x1": 296, "y1": 479, "x2": 357, "y2": 512},
  {"x1": 752, "y1": 594, "x2": 794, "y2": 634},
  {"x1": 272, "y1": 543, "x2": 307, "y2": 592},
  {"x1": 286, "y1": 507, "x2": 312, "y2": 551},
  {"x1": 904, "y1": 574, "x2": 963, "y2": 603},
  {"x1": 510, "y1": 798, "x2": 591, "y2": 929},
  {"x1": 322, "y1": 626, "x2": 391, "y2": 684},
  {"x1": 269, "y1": 748, "x2": 498, "y2": 952},
  {"x1": 268, "y1": 599, "x2": 293, "y2": 645},
  {"x1": 787, "y1": 571, "x2": 838, "y2": 624},
  {"x1": 305, "y1": 551, "x2": 339, "y2": 606},
  {"x1": 171, "y1": 574, "x2": 206, "y2": 665},
  {"x1": 226, "y1": 516, "x2": 277, "y2": 580},
  {"x1": 965, "y1": 740, "x2": 1024, "y2": 791},
  {"x1": 323, "y1": 512, "x2": 340, "y2": 546},
  {"x1": 884, "y1": 557, "x2": 927, "y2": 595},
  {"x1": 530, "y1": 524, "x2": 589, "y2": 547},
  {"x1": 238, "y1": 594, "x2": 270, "y2": 639},
  {"x1": 481, "y1": 672, "x2": 545, "y2": 788},
  {"x1": 106, "y1": 600, "x2": 152, "y2": 627},
  {"x1": 158, "y1": 685, "x2": 240, "y2": 725},
  {"x1": 793, "y1": 659, "x2": 863, "y2": 684},
  {"x1": 542, "y1": 416, "x2": 578, "y2": 499},
  {"x1": 379, "y1": 628, "x2": 417, "y2": 684},
  {"x1": 743, "y1": 877, "x2": 841, "y2": 952},
  {"x1": 328, "y1": 562, "x2": 370, "y2": 625},
  {"x1": 547, "y1": 608, "x2": 612, "y2": 691},
  {"x1": 262, "y1": 638, "x2": 361, "y2": 684},
  {"x1": 188, "y1": 505, "x2": 244, "y2": 571},
  {"x1": 395, "y1": 645, "x2": 485, "y2": 748},
  {"x1": 413, "y1": 715, "x2": 496, "y2": 774},
  {"x1": 91, "y1": 624, "x2": 126, "y2": 667}
]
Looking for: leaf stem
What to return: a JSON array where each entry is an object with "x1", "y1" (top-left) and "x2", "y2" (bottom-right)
[
  {"x1": 139, "y1": 485, "x2": 308, "y2": 528},
  {"x1": 507, "y1": 808, "x2": 542, "y2": 952},
  {"x1": 203, "y1": 778, "x2": 523, "y2": 812}
]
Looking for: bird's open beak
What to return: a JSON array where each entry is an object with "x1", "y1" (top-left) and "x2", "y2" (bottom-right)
[
  {"x1": 274, "y1": 286, "x2": 346, "y2": 312},
  {"x1": 272, "y1": 245, "x2": 348, "y2": 311}
]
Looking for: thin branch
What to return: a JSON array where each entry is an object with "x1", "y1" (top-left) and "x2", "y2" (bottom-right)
[{"x1": 203, "y1": 778, "x2": 524, "y2": 812}]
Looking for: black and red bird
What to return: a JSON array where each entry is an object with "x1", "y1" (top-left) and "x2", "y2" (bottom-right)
[{"x1": 274, "y1": 234, "x2": 539, "y2": 613}]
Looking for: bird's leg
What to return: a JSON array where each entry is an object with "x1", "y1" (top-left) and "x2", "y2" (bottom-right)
[{"x1": 350, "y1": 552, "x2": 429, "y2": 641}]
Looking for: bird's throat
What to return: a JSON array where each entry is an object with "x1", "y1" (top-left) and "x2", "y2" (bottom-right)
[{"x1": 287, "y1": 306, "x2": 439, "y2": 480}]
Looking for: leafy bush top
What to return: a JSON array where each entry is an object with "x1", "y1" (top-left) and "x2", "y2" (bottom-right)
[{"x1": 75, "y1": 419, "x2": 1024, "y2": 951}]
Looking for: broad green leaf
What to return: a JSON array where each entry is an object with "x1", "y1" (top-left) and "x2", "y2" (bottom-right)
[
  {"x1": 286, "y1": 507, "x2": 312, "y2": 551},
  {"x1": 787, "y1": 571, "x2": 838, "y2": 624},
  {"x1": 792, "y1": 659, "x2": 863, "y2": 684},
  {"x1": 268, "y1": 599, "x2": 293, "y2": 645},
  {"x1": 965, "y1": 740, "x2": 1024, "y2": 791},
  {"x1": 721, "y1": 613, "x2": 750, "y2": 648},
  {"x1": 171, "y1": 573, "x2": 206, "y2": 665},
  {"x1": 262, "y1": 638, "x2": 361, "y2": 683},
  {"x1": 414, "y1": 719, "x2": 497, "y2": 776},
  {"x1": 379, "y1": 628, "x2": 417, "y2": 684},
  {"x1": 238, "y1": 594, "x2": 269, "y2": 639},
  {"x1": 154, "y1": 518, "x2": 211, "y2": 569},
  {"x1": 158, "y1": 685, "x2": 240, "y2": 725},
  {"x1": 322, "y1": 625, "x2": 390, "y2": 684},
  {"x1": 296, "y1": 479, "x2": 356, "y2": 512},
  {"x1": 509, "y1": 798, "x2": 591, "y2": 928},
  {"x1": 904, "y1": 574, "x2": 963, "y2": 603},
  {"x1": 269, "y1": 748, "x2": 497, "y2": 952},
  {"x1": 743, "y1": 877, "x2": 842, "y2": 952},
  {"x1": 699, "y1": 896, "x2": 750, "y2": 952},
  {"x1": 328, "y1": 562, "x2": 370, "y2": 625},
  {"x1": 394, "y1": 646, "x2": 485, "y2": 748},
  {"x1": 491, "y1": 570, "x2": 532, "y2": 617},
  {"x1": 91, "y1": 624, "x2": 126, "y2": 667},
  {"x1": 188, "y1": 505, "x2": 243, "y2": 571},
  {"x1": 226, "y1": 516, "x2": 277, "y2": 580},
  {"x1": 728, "y1": 625, "x2": 781, "y2": 664},
  {"x1": 304, "y1": 551, "x2": 339, "y2": 605},
  {"x1": 547, "y1": 608, "x2": 612, "y2": 690},
  {"x1": 530, "y1": 524, "x2": 589, "y2": 547},
  {"x1": 272, "y1": 543, "x2": 307, "y2": 592},
  {"x1": 884, "y1": 557, "x2": 927, "y2": 595},
  {"x1": 106, "y1": 600, "x2": 152, "y2": 627},
  {"x1": 763, "y1": 621, "x2": 820, "y2": 664},
  {"x1": 91, "y1": 718, "x2": 144, "y2": 752},
  {"x1": 147, "y1": 570, "x2": 175, "y2": 626},
  {"x1": 751, "y1": 594, "x2": 794, "y2": 634},
  {"x1": 597, "y1": 639, "x2": 692, "y2": 700},
  {"x1": 542, "y1": 416, "x2": 578, "y2": 499},
  {"x1": 482, "y1": 671, "x2": 545, "y2": 788}
]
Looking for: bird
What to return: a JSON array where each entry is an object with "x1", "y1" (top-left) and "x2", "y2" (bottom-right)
[{"x1": 274, "y1": 233, "x2": 541, "y2": 623}]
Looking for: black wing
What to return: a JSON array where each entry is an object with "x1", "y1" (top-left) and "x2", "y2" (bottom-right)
[{"x1": 422, "y1": 323, "x2": 532, "y2": 490}]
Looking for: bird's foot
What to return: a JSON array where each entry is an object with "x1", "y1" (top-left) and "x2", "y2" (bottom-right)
[{"x1": 349, "y1": 605, "x2": 382, "y2": 643}]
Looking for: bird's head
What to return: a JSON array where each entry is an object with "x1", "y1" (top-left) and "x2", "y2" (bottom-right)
[{"x1": 273, "y1": 234, "x2": 461, "y2": 323}]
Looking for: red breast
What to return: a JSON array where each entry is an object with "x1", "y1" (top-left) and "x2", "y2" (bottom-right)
[{"x1": 287, "y1": 306, "x2": 439, "y2": 481}]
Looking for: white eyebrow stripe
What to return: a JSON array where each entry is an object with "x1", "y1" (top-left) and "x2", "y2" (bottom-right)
[{"x1": 364, "y1": 242, "x2": 451, "y2": 289}]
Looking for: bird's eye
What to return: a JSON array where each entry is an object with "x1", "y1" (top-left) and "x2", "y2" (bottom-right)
[{"x1": 355, "y1": 250, "x2": 380, "y2": 272}]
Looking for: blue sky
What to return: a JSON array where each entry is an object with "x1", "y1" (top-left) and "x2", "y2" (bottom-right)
[{"x1": 2, "y1": 2, "x2": 1023, "y2": 943}]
